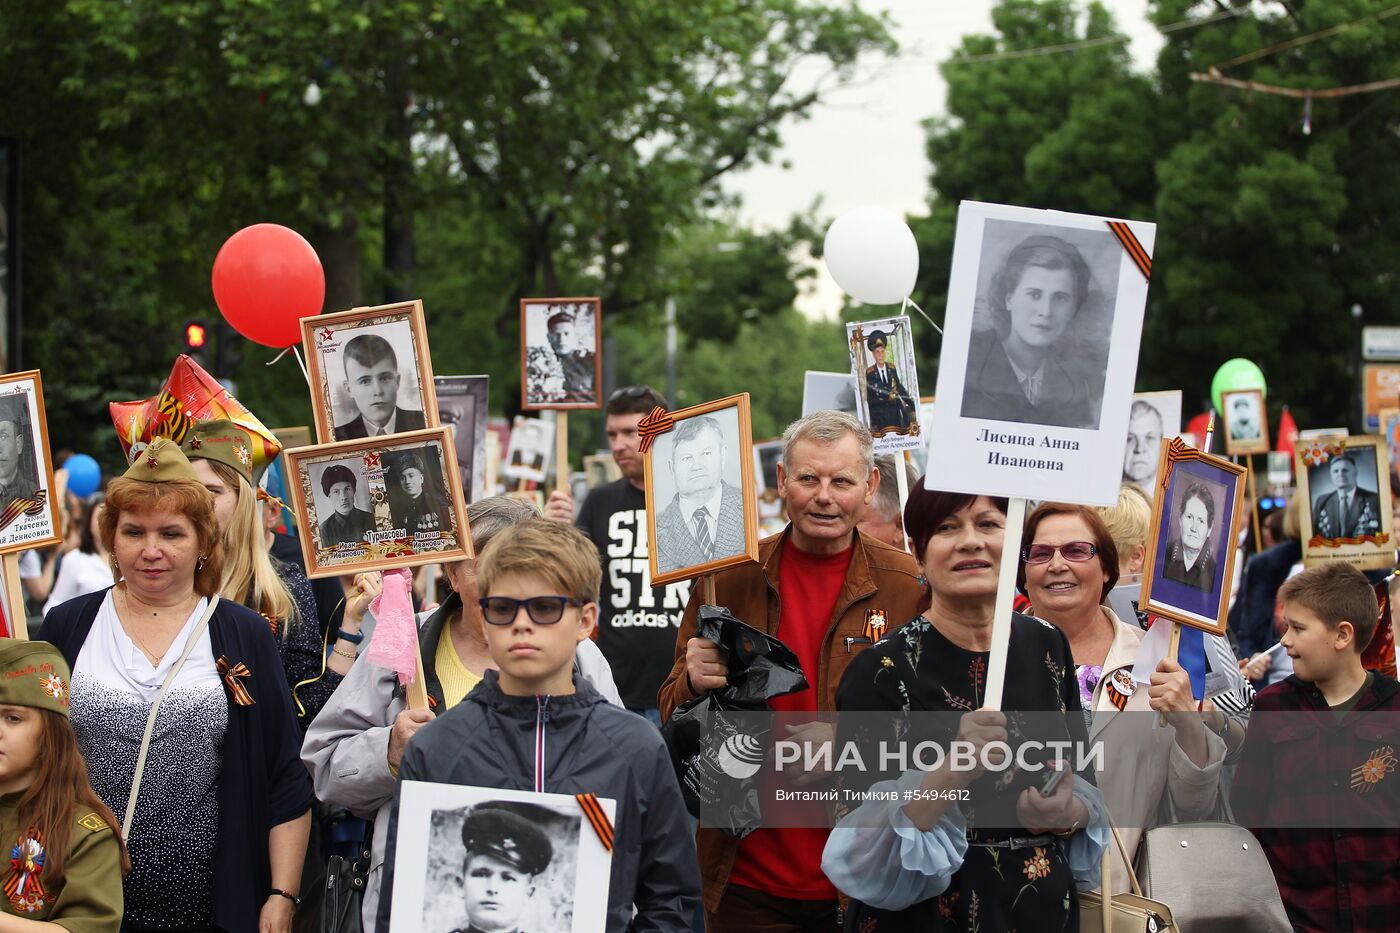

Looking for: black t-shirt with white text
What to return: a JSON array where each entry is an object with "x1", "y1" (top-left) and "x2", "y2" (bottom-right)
[{"x1": 576, "y1": 478, "x2": 691, "y2": 710}]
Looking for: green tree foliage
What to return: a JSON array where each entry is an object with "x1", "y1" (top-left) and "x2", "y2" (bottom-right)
[
  {"x1": 914, "y1": 0, "x2": 1398, "y2": 429},
  {"x1": 0, "y1": 0, "x2": 892, "y2": 461}
]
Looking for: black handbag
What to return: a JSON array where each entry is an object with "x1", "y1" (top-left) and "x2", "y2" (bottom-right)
[{"x1": 321, "y1": 822, "x2": 373, "y2": 933}]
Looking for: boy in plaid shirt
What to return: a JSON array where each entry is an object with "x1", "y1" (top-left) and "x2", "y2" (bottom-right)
[{"x1": 1233, "y1": 562, "x2": 1400, "y2": 933}]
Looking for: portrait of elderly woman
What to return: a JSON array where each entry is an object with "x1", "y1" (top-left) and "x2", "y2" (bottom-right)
[
  {"x1": 961, "y1": 231, "x2": 1112, "y2": 429},
  {"x1": 386, "y1": 446, "x2": 452, "y2": 538},
  {"x1": 1163, "y1": 480, "x2": 1221, "y2": 593}
]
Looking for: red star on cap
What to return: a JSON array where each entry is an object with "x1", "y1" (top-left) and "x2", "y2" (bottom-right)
[{"x1": 188, "y1": 437, "x2": 203, "y2": 450}]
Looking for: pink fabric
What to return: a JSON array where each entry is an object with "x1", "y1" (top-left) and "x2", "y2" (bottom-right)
[{"x1": 364, "y1": 568, "x2": 418, "y2": 685}]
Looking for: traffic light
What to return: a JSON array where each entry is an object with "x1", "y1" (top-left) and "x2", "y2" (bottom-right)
[{"x1": 183, "y1": 319, "x2": 209, "y2": 368}]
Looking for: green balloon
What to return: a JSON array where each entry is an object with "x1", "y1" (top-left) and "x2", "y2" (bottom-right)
[{"x1": 1211, "y1": 358, "x2": 1267, "y2": 414}]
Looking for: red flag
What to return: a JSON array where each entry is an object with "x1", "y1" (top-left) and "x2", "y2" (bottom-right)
[
  {"x1": 1185, "y1": 410, "x2": 1212, "y2": 444},
  {"x1": 1275, "y1": 406, "x2": 1299, "y2": 454}
]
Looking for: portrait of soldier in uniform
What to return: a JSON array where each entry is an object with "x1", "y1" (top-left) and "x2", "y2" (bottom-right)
[
  {"x1": 316, "y1": 463, "x2": 374, "y2": 548},
  {"x1": 0, "y1": 394, "x2": 37, "y2": 506},
  {"x1": 862, "y1": 329, "x2": 916, "y2": 433},
  {"x1": 522, "y1": 300, "x2": 601, "y2": 409},
  {"x1": 450, "y1": 805, "x2": 553, "y2": 933}
]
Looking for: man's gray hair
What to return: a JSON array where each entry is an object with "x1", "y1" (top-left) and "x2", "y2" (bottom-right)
[
  {"x1": 869, "y1": 455, "x2": 917, "y2": 522},
  {"x1": 467, "y1": 495, "x2": 539, "y2": 553},
  {"x1": 781, "y1": 411, "x2": 874, "y2": 476}
]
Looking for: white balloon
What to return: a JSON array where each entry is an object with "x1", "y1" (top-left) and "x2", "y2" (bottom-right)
[{"x1": 822, "y1": 206, "x2": 919, "y2": 305}]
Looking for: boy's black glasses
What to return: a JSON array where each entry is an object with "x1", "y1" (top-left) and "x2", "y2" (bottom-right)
[
  {"x1": 1022, "y1": 541, "x2": 1098, "y2": 564},
  {"x1": 479, "y1": 596, "x2": 583, "y2": 626}
]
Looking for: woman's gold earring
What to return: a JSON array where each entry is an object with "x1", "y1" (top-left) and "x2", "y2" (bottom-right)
[{"x1": 196, "y1": 554, "x2": 208, "y2": 570}]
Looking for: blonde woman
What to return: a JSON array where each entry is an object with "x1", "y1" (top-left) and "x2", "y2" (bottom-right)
[{"x1": 182, "y1": 420, "x2": 352, "y2": 724}]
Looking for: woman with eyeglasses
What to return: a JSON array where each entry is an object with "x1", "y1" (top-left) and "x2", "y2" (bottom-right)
[
  {"x1": 301, "y1": 496, "x2": 622, "y2": 929},
  {"x1": 823, "y1": 486, "x2": 1108, "y2": 931},
  {"x1": 1018, "y1": 502, "x2": 1225, "y2": 893}
]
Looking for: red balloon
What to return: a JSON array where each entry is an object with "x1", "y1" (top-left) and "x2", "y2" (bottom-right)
[{"x1": 211, "y1": 224, "x2": 325, "y2": 348}]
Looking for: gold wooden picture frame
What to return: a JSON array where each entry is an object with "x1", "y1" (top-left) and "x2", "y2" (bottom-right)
[
  {"x1": 1221, "y1": 388, "x2": 1270, "y2": 456},
  {"x1": 300, "y1": 300, "x2": 440, "y2": 444},
  {"x1": 644, "y1": 393, "x2": 759, "y2": 588},
  {"x1": 1139, "y1": 438, "x2": 1247, "y2": 635},
  {"x1": 520, "y1": 297, "x2": 603, "y2": 411},
  {"x1": 1296, "y1": 434, "x2": 1394, "y2": 572},
  {"x1": 284, "y1": 427, "x2": 470, "y2": 579},
  {"x1": 0, "y1": 370, "x2": 62, "y2": 556}
]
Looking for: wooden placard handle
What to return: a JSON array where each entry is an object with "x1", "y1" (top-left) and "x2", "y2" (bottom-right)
[
  {"x1": 555, "y1": 411, "x2": 570, "y2": 494},
  {"x1": 405, "y1": 643, "x2": 429, "y2": 710},
  {"x1": 702, "y1": 574, "x2": 716, "y2": 606},
  {"x1": 1, "y1": 552, "x2": 27, "y2": 640},
  {"x1": 981, "y1": 497, "x2": 1027, "y2": 711}
]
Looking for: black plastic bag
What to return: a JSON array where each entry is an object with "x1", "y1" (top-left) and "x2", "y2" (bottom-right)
[{"x1": 663, "y1": 605, "x2": 809, "y2": 837}]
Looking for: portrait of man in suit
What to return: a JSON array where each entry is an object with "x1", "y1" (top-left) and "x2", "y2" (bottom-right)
[
  {"x1": 1311, "y1": 452, "x2": 1381, "y2": 540},
  {"x1": 333, "y1": 333, "x2": 426, "y2": 440},
  {"x1": 654, "y1": 414, "x2": 745, "y2": 575},
  {"x1": 863, "y1": 329, "x2": 915, "y2": 434}
]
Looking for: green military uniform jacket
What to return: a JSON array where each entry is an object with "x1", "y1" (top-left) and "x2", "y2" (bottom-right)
[{"x1": 0, "y1": 793, "x2": 123, "y2": 931}]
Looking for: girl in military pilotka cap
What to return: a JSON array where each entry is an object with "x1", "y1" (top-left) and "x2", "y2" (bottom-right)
[{"x1": 0, "y1": 637, "x2": 127, "y2": 928}]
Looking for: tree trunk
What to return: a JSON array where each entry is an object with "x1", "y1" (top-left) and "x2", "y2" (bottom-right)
[{"x1": 313, "y1": 211, "x2": 362, "y2": 314}]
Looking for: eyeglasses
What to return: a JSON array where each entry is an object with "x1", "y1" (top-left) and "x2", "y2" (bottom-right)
[
  {"x1": 1022, "y1": 541, "x2": 1098, "y2": 564},
  {"x1": 478, "y1": 595, "x2": 584, "y2": 626}
]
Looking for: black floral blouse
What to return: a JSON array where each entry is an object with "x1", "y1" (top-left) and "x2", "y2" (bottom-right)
[{"x1": 835, "y1": 613, "x2": 1091, "y2": 933}]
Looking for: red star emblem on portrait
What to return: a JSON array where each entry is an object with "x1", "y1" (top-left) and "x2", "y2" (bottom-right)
[{"x1": 364, "y1": 452, "x2": 381, "y2": 469}]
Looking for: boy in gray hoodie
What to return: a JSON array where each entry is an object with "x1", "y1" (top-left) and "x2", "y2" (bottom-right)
[{"x1": 376, "y1": 519, "x2": 700, "y2": 932}]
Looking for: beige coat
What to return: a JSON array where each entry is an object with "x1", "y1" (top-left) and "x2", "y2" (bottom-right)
[{"x1": 1088, "y1": 607, "x2": 1225, "y2": 893}]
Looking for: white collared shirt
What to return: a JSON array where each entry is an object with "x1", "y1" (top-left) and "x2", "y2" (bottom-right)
[
  {"x1": 366, "y1": 409, "x2": 398, "y2": 437},
  {"x1": 681, "y1": 485, "x2": 724, "y2": 551},
  {"x1": 1004, "y1": 354, "x2": 1045, "y2": 405}
]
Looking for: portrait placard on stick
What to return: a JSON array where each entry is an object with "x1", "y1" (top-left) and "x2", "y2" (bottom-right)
[
  {"x1": 301, "y1": 301, "x2": 439, "y2": 445},
  {"x1": 503, "y1": 416, "x2": 555, "y2": 486},
  {"x1": 1123, "y1": 390, "x2": 1181, "y2": 501},
  {"x1": 643, "y1": 394, "x2": 760, "y2": 587},
  {"x1": 1296, "y1": 435, "x2": 1394, "y2": 571},
  {"x1": 0, "y1": 371, "x2": 61, "y2": 556},
  {"x1": 1139, "y1": 438, "x2": 1247, "y2": 635},
  {"x1": 1222, "y1": 388, "x2": 1269, "y2": 456},
  {"x1": 846, "y1": 316, "x2": 921, "y2": 453},
  {"x1": 925, "y1": 201, "x2": 1155, "y2": 507},
  {"x1": 520, "y1": 298, "x2": 602, "y2": 411},
  {"x1": 433, "y1": 375, "x2": 490, "y2": 503},
  {"x1": 801, "y1": 370, "x2": 857, "y2": 418},
  {"x1": 389, "y1": 782, "x2": 614, "y2": 933},
  {"x1": 284, "y1": 428, "x2": 470, "y2": 578}
]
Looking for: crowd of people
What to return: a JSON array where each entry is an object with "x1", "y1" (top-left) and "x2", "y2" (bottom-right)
[{"x1": 1, "y1": 385, "x2": 1396, "y2": 933}]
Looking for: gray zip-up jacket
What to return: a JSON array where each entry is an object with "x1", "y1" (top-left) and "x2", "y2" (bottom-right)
[
  {"x1": 375, "y1": 670, "x2": 700, "y2": 932},
  {"x1": 300, "y1": 592, "x2": 623, "y2": 927}
]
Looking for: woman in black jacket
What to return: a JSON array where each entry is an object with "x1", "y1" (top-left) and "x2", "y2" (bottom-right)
[{"x1": 41, "y1": 438, "x2": 313, "y2": 933}]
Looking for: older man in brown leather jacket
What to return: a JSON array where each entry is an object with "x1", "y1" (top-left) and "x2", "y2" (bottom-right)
[{"x1": 658, "y1": 411, "x2": 928, "y2": 932}]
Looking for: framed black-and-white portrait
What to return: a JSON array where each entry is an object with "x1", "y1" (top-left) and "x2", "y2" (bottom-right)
[
  {"x1": 0, "y1": 371, "x2": 61, "y2": 555},
  {"x1": 285, "y1": 428, "x2": 470, "y2": 578},
  {"x1": 503, "y1": 416, "x2": 555, "y2": 485},
  {"x1": 582, "y1": 454, "x2": 621, "y2": 489},
  {"x1": 801, "y1": 370, "x2": 857, "y2": 417},
  {"x1": 752, "y1": 439, "x2": 783, "y2": 494},
  {"x1": 434, "y1": 375, "x2": 489, "y2": 503},
  {"x1": 1222, "y1": 388, "x2": 1269, "y2": 456},
  {"x1": 1123, "y1": 390, "x2": 1182, "y2": 500},
  {"x1": 520, "y1": 297, "x2": 602, "y2": 411},
  {"x1": 926, "y1": 201, "x2": 1154, "y2": 506},
  {"x1": 644, "y1": 393, "x2": 759, "y2": 587},
  {"x1": 1140, "y1": 438, "x2": 1246, "y2": 635},
  {"x1": 389, "y1": 782, "x2": 614, "y2": 933},
  {"x1": 301, "y1": 301, "x2": 439, "y2": 445},
  {"x1": 847, "y1": 315, "x2": 922, "y2": 453},
  {"x1": 1296, "y1": 435, "x2": 1394, "y2": 571}
]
